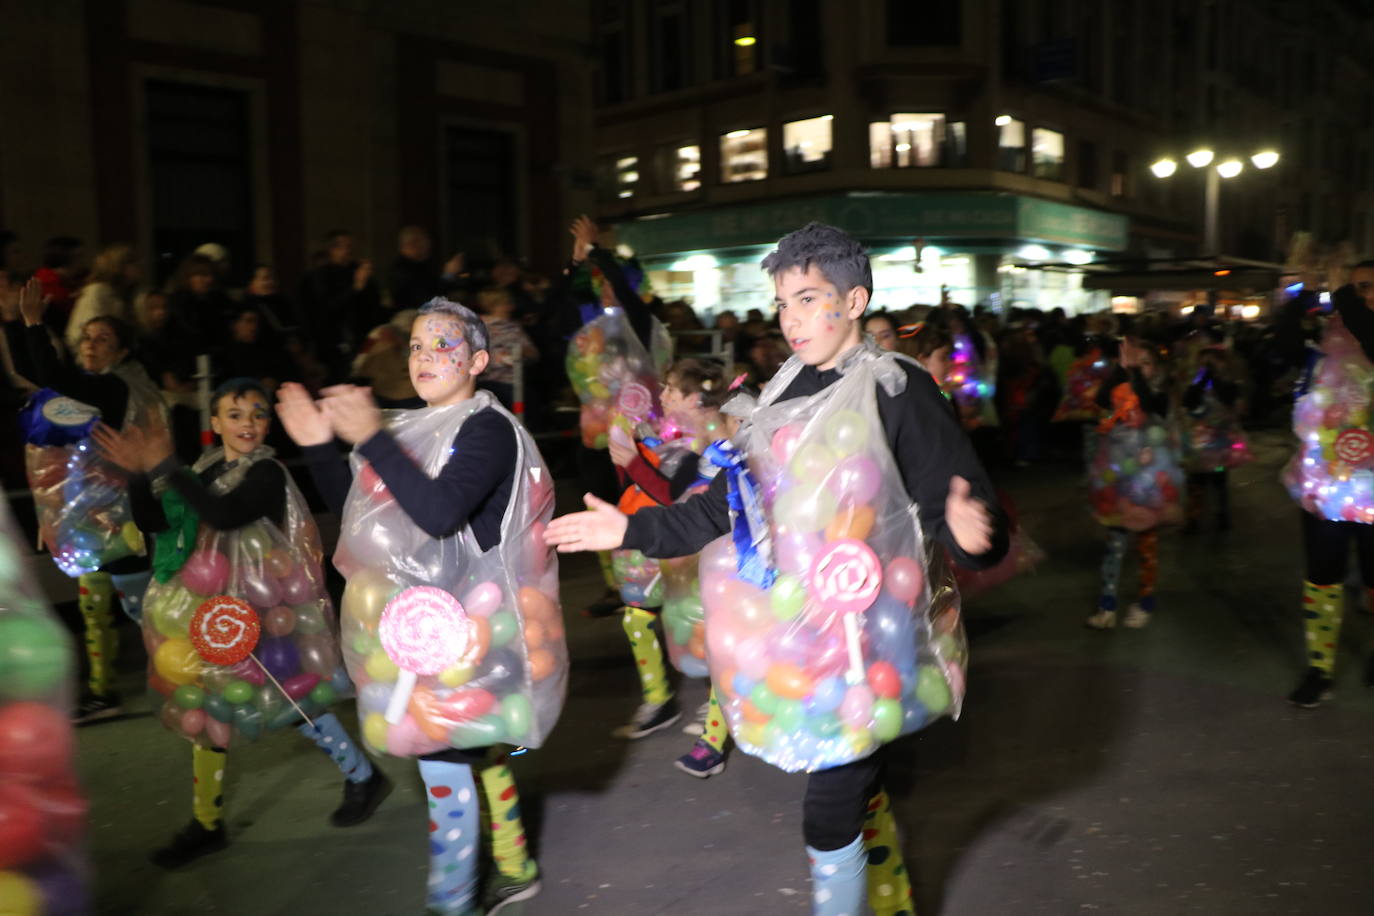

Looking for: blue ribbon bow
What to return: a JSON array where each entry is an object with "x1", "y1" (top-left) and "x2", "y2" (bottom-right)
[{"x1": 705, "y1": 439, "x2": 776, "y2": 589}]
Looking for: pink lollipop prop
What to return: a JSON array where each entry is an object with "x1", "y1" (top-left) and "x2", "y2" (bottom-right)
[
  {"x1": 809, "y1": 539, "x2": 884, "y2": 685},
  {"x1": 379, "y1": 586, "x2": 472, "y2": 724},
  {"x1": 617, "y1": 382, "x2": 652, "y2": 420},
  {"x1": 190, "y1": 596, "x2": 316, "y2": 727}
]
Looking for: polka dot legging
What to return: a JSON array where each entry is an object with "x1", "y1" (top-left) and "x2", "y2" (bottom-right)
[{"x1": 418, "y1": 759, "x2": 480, "y2": 914}]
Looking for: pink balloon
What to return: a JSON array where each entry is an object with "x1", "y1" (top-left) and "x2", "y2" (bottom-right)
[
  {"x1": 205, "y1": 717, "x2": 232, "y2": 747},
  {"x1": 263, "y1": 606, "x2": 295, "y2": 638},
  {"x1": 886, "y1": 557, "x2": 925, "y2": 606},
  {"x1": 462, "y1": 582, "x2": 503, "y2": 618},
  {"x1": 700, "y1": 574, "x2": 733, "y2": 612},
  {"x1": 387, "y1": 714, "x2": 432, "y2": 756},
  {"x1": 282, "y1": 673, "x2": 321, "y2": 700},
  {"x1": 243, "y1": 570, "x2": 283, "y2": 609},
  {"x1": 281, "y1": 567, "x2": 320, "y2": 605},
  {"x1": 228, "y1": 657, "x2": 265, "y2": 686},
  {"x1": 182, "y1": 549, "x2": 229, "y2": 595},
  {"x1": 180, "y1": 708, "x2": 207, "y2": 736},
  {"x1": 735, "y1": 635, "x2": 770, "y2": 680},
  {"x1": 834, "y1": 455, "x2": 881, "y2": 505},
  {"x1": 770, "y1": 424, "x2": 803, "y2": 464},
  {"x1": 838, "y1": 684, "x2": 875, "y2": 728},
  {"x1": 774, "y1": 528, "x2": 823, "y2": 575}
]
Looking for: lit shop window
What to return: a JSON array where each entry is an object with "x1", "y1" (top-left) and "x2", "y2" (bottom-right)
[
  {"x1": 1031, "y1": 128, "x2": 1065, "y2": 181},
  {"x1": 869, "y1": 114, "x2": 967, "y2": 168},
  {"x1": 783, "y1": 115, "x2": 833, "y2": 173},
  {"x1": 996, "y1": 115, "x2": 1026, "y2": 172},
  {"x1": 720, "y1": 127, "x2": 768, "y2": 182},
  {"x1": 616, "y1": 156, "x2": 639, "y2": 198},
  {"x1": 674, "y1": 145, "x2": 701, "y2": 191}
]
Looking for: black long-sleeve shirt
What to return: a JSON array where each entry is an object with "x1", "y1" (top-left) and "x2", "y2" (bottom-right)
[
  {"x1": 302, "y1": 407, "x2": 516, "y2": 552},
  {"x1": 9, "y1": 322, "x2": 129, "y2": 424},
  {"x1": 623, "y1": 359, "x2": 1009, "y2": 570},
  {"x1": 130, "y1": 457, "x2": 287, "y2": 533}
]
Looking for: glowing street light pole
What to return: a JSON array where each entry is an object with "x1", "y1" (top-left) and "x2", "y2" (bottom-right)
[{"x1": 1150, "y1": 148, "x2": 1279, "y2": 255}]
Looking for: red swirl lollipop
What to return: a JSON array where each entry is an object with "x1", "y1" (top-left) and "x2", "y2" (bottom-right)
[
  {"x1": 379, "y1": 586, "x2": 472, "y2": 724},
  {"x1": 1335, "y1": 428, "x2": 1374, "y2": 468},
  {"x1": 190, "y1": 596, "x2": 261, "y2": 666}
]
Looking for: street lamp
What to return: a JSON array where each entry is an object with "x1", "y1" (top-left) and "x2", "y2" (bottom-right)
[
  {"x1": 1186, "y1": 148, "x2": 1215, "y2": 168},
  {"x1": 1150, "y1": 158, "x2": 1178, "y2": 178},
  {"x1": 1216, "y1": 159, "x2": 1244, "y2": 179},
  {"x1": 1251, "y1": 150, "x2": 1279, "y2": 169},
  {"x1": 1151, "y1": 146, "x2": 1280, "y2": 255}
]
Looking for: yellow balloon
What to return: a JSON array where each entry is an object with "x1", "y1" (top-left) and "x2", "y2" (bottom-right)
[
  {"x1": 149, "y1": 585, "x2": 196, "y2": 638},
  {"x1": 365, "y1": 649, "x2": 399, "y2": 682},
  {"x1": 122, "y1": 521, "x2": 145, "y2": 553},
  {"x1": 438, "y1": 663, "x2": 475, "y2": 687},
  {"x1": 0, "y1": 871, "x2": 40, "y2": 916},
  {"x1": 362, "y1": 712, "x2": 389, "y2": 753},
  {"x1": 737, "y1": 721, "x2": 767, "y2": 748},
  {"x1": 342, "y1": 568, "x2": 397, "y2": 628},
  {"x1": 154, "y1": 637, "x2": 201, "y2": 685},
  {"x1": 587, "y1": 381, "x2": 610, "y2": 400}
]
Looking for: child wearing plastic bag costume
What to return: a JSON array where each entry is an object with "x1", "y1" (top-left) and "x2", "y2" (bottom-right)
[
  {"x1": 547, "y1": 223, "x2": 1007, "y2": 916},
  {"x1": 1085, "y1": 340, "x2": 1183, "y2": 631},
  {"x1": 279, "y1": 298, "x2": 563, "y2": 915},
  {"x1": 1280, "y1": 272, "x2": 1374, "y2": 707},
  {"x1": 96, "y1": 379, "x2": 389, "y2": 871},
  {"x1": 0, "y1": 492, "x2": 91, "y2": 915},
  {"x1": 5, "y1": 278, "x2": 162, "y2": 722},
  {"x1": 1180, "y1": 341, "x2": 1251, "y2": 531}
]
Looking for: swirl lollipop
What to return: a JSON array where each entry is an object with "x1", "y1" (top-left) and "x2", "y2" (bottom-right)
[
  {"x1": 809, "y1": 539, "x2": 883, "y2": 685},
  {"x1": 379, "y1": 586, "x2": 473, "y2": 724},
  {"x1": 617, "y1": 382, "x2": 652, "y2": 420},
  {"x1": 1335, "y1": 428, "x2": 1374, "y2": 468},
  {"x1": 190, "y1": 596, "x2": 315, "y2": 727}
]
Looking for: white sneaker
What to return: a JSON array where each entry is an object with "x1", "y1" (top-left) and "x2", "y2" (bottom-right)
[
  {"x1": 681, "y1": 700, "x2": 710, "y2": 736},
  {"x1": 1123, "y1": 604, "x2": 1151, "y2": 628},
  {"x1": 1085, "y1": 609, "x2": 1116, "y2": 629}
]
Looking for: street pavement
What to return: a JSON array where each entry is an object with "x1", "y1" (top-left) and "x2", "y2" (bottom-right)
[{"x1": 68, "y1": 429, "x2": 1374, "y2": 915}]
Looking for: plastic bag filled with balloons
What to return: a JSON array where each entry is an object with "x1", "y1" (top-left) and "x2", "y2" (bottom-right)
[
  {"x1": 565, "y1": 307, "x2": 670, "y2": 450},
  {"x1": 1180, "y1": 388, "x2": 1252, "y2": 474},
  {"x1": 1284, "y1": 312, "x2": 1374, "y2": 521},
  {"x1": 1052, "y1": 350, "x2": 1110, "y2": 423},
  {"x1": 1088, "y1": 404, "x2": 1185, "y2": 531},
  {"x1": 334, "y1": 392, "x2": 567, "y2": 757},
  {"x1": 141, "y1": 457, "x2": 347, "y2": 747},
  {"x1": 658, "y1": 465, "x2": 718, "y2": 679},
  {"x1": 944, "y1": 332, "x2": 998, "y2": 430},
  {"x1": 22, "y1": 389, "x2": 144, "y2": 577},
  {"x1": 611, "y1": 440, "x2": 707, "y2": 610},
  {"x1": 701, "y1": 345, "x2": 967, "y2": 773},
  {"x1": 0, "y1": 492, "x2": 90, "y2": 915}
]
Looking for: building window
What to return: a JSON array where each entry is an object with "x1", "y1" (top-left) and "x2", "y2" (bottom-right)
[
  {"x1": 1077, "y1": 139, "x2": 1098, "y2": 190},
  {"x1": 674, "y1": 145, "x2": 701, "y2": 191},
  {"x1": 783, "y1": 115, "x2": 833, "y2": 174},
  {"x1": 870, "y1": 114, "x2": 967, "y2": 168},
  {"x1": 720, "y1": 127, "x2": 767, "y2": 182},
  {"x1": 1110, "y1": 150, "x2": 1129, "y2": 197},
  {"x1": 718, "y1": 0, "x2": 760, "y2": 78},
  {"x1": 1031, "y1": 128, "x2": 1065, "y2": 180},
  {"x1": 996, "y1": 115, "x2": 1026, "y2": 172},
  {"x1": 595, "y1": 1, "x2": 632, "y2": 105},
  {"x1": 651, "y1": 3, "x2": 692, "y2": 93},
  {"x1": 888, "y1": 0, "x2": 961, "y2": 46},
  {"x1": 615, "y1": 156, "x2": 639, "y2": 198}
]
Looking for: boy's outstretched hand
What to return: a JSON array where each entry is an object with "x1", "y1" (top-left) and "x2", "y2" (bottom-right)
[
  {"x1": 275, "y1": 382, "x2": 332, "y2": 447},
  {"x1": 946, "y1": 475, "x2": 993, "y2": 556},
  {"x1": 543, "y1": 493, "x2": 629, "y2": 553}
]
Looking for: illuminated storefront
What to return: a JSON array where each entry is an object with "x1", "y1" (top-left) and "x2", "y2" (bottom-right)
[{"x1": 617, "y1": 191, "x2": 1128, "y2": 319}]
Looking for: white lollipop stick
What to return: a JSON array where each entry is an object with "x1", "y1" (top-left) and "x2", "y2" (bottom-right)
[
  {"x1": 842, "y1": 613, "x2": 866, "y2": 686},
  {"x1": 385, "y1": 669, "x2": 418, "y2": 725},
  {"x1": 252, "y1": 653, "x2": 316, "y2": 729}
]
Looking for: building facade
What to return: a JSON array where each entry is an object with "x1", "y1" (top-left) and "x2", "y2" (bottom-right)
[
  {"x1": 0, "y1": 0, "x2": 597, "y2": 287},
  {"x1": 589, "y1": 0, "x2": 1374, "y2": 317}
]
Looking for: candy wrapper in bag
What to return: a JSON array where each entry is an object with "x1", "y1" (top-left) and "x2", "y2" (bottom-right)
[
  {"x1": 1284, "y1": 311, "x2": 1374, "y2": 521},
  {"x1": 566, "y1": 307, "x2": 669, "y2": 449},
  {"x1": 140, "y1": 450, "x2": 346, "y2": 747},
  {"x1": 701, "y1": 346, "x2": 967, "y2": 773},
  {"x1": 22, "y1": 389, "x2": 144, "y2": 577},
  {"x1": 1052, "y1": 351, "x2": 1110, "y2": 423},
  {"x1": 335, "y1": 392, "x2": 567, "y2": 757},
  {"x1": 1088, "y1": 381, "x2": 1184, "y2": 531},
  {"x1": 1180, "y1": 384, "x2": 1252, "y2": 473},
  {"x1": 0, "y1": 490, "x2": 91, "y2": 914}
]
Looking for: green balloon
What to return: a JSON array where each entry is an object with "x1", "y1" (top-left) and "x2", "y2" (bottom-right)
[
  {"x1": 173, "y1": 685, "x2": 205, "y2": 709},
  {"x1": 293, "y1": 604, "x2": 328, "y2": 635},
  {"x1": 450, "y1": 713, "x2": 504, "y2": 747},
  {"x1": 0, "y1": 615, "x2": 68, "y2": 699},
  {"x1": 351, "y1": 631, "x2": 380, "y2": 655},
  {"x1": 309, "y1": 682, "x2": 337, "y2": 706},
  {"x1": 871, "y1": 698, "x2": 903, "y2": 741},
  {"x1": 915, "y1": 666, "x2": 951, "y2": 716},
  {"x1": 769, "y1": 574, "x2": 807, "y2": 621},
  {"x1": 806, "y1": 713, "x2": 842, "y2": 738},
  {"x1": 749, "y1": 683, "x2": 779, "y2": 716},
  {"x1": 488, "y1": 612, "x2": 518, "y2": 648},
  {"x1": 501, "y1": 694, "x2": 533, "y2": 741},
  {"x1": 233, "y1": 705, "x2": 262, "y2": 741},
  {"x1": 269, "y1": 705, "x2": 304, "y2": 729},
  {"x1": 222, "y1": 680, "x2": 254, "y2": 704},
  {"x1": 204, "y1": 693, "x2": 234, "y2": 723},
  {"x1": 773, "y1": 698, "x2": 805, "y2": 733}
]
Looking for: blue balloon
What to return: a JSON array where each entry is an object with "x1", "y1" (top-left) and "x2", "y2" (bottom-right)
[
  {"x1": 258, "y1": 637, "x2": 300, "y2": 681},
  {"x1": 732, "y1": 672, "x2": 758, "y2": 698},
  {"x1": 805, "y1": 676, "x2": 846, "y2": 714}
]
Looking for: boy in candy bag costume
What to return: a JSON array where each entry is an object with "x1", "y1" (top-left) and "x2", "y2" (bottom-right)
[
  {"x1": 95, "y1": 379, "x2": 389, "y2": 870},
  {"x1": 0, "y1": 492, "x2": 91, "y2": 916},
  {"x1": 1084, "y1": 339, "x2": 1183, "y2": 630},
  {"x1": 547, "y1": 223, "x2": 1007, "y2": 916},
  {"x1": 1282, "y1": 267, "x2": 1374, "y2": 707},
  {"x1": 277, "y1": 297, "x2": 565, "y2": 915},
  {"x1": 6, "y1": 278, "x2": 162, "y2": 722},
  {"x1": 1180, "y1": 337, "x2": 1251, "y2": 531}
]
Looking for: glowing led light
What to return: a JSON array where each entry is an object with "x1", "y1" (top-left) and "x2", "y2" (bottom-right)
[
  {"x1": 1216, "y1": 159, "x2": 1243, "y2": 178},
  {"x1": 1150, "y1": 158, "x2": 1178, "y2": 178},
  {"x1": 1186, "y1": 149, "x2": 1215, "y2": 168}
]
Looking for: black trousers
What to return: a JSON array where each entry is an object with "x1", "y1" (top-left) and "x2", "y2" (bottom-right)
[
  {"x1": 802, "y1": 746, "x2": 886, "y2": 851},
  {"x1": 1301, "y1": 510, "x2": 1374, "y2": 585}
]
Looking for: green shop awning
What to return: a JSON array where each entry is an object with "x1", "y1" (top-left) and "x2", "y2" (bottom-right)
[{"x1": 617, "y1": 192, "x2": 1129, "y2": 258}]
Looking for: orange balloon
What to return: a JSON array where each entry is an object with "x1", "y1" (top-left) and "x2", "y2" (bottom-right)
[
  {"x1": 528, "y1": 648, "x2": 556, "y2": 681},
  {"x1": 407, "y1": 685, "x2": 452, "y2": 742},
  {"x1": 518, "y1": 586, "x2": 557, "y2": 621},
  {"x1": 458, "y1": 616, "x2": 491, "y2": 667},
  {"x1": 686, "y1": 634, "x2": 706, "y2": 659},
  {"x1": 523, "y1": 618, "x2": 547, "y2": 651},
  {"x1": 716, "y1": 667, "x2": 738, "y2": 697},
  {"x1": 148, "y1": 673, "x2": 177, "y2": 697},
  {"x1": 765, "y1": 662, "x2": 813, "y2": 700},
  {"x1": 740, "y1": 699, "x2": 771, "y2": 725},
  {"x1": 826, "y1": 503, "x2": 875, "y2": 541}
]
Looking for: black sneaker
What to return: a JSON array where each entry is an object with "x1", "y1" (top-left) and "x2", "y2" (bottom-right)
[
  {"x1": 674, "y1": 739, "x2": 726, "y2": 778},
  {"x1": 150, "y1": 820, "x2": 227, "y2": 869},
  {"x1": 1288, "y1": 668, "x2": 1334, "y2": 708},
  {"x1": 331, "y1": 767, "x2": 392, "y2": 827},
  {"x1": 583, "y1": 590, "x2": 623, "y2": 619},
  {"x1": 612, "y1": 697, "x2": 681, "y2": 739},
  {"x1": 483, "y1": 863, "x2": 543, "y2": 914},
  {"x1": 74, "y1": 692, "x2": 122, "y2": 725}
]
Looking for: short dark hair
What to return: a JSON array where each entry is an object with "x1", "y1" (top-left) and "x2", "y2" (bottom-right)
[
  {"x1": 1352, "y1": 259, "x2": 1374, "y2": 271},
  {"x1": 667, "y1": 357, "x2": 731, "y2": 408},
  {"x1": 761, "y1": 222, "x2": 872, "y2": 295},
  {"x1": 212, "y1": 377, "x2": 271, "y2": 414},
  {"x1": 82, "y1": 315, "x2": 136, "y2": 352}
]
